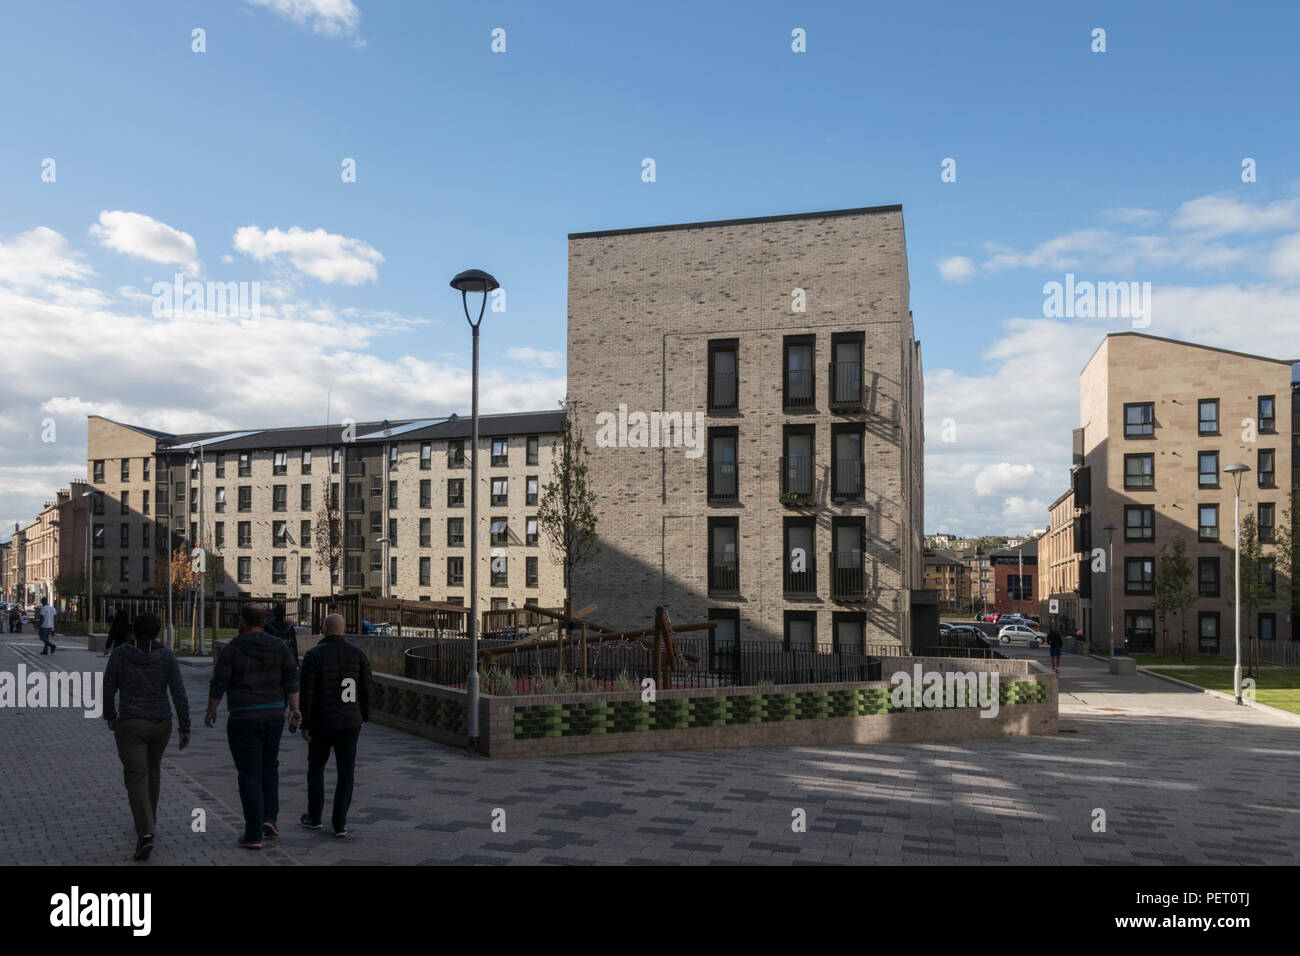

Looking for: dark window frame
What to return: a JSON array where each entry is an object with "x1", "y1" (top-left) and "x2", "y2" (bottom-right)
[
  {"x1": 1123, "y1": 401, "x2": 1155, "y2": 438},
  {"x1": 1124, "y1": 556, "x2": 1155, "y2": 595},
  {"x1": 707, "y1": 426, "x2": 739, "y2": 502},
  {"x1": 1198, "y1": 398, "x2": 1219, "y2": 435},
  {"x1": 707, "y1": 338, "x2": 740, "y2": 413},
  {"x1": 707, "y1": 515, "x2": 740, "y2": 595},
  {"x1": 1124, "y1": 504, "x2": 1155, "y2": 542},
  {"x1": 1124, "y1": 453, "x2": 1154, "y2": 490},
  {"x1": 782, "y1": 334, "x2": 816, "y2": 411}
]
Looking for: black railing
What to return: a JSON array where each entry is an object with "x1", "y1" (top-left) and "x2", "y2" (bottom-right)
[
  {"x1": 709, "y1": 555, "x2": 739, "y2": 593},
  {"x1": 780, "y1": 455, "x2": 814, "y2": 503},
  {"x1": 709, "y1": 372, "x2": 738, "y2": 412},
  {"x1": 710, "y1": 460, "x2": 738, "y2": 501},
  {"x1": 832, "y1": 459, "x2": 863, "y2": 499},
  {"x1": 829, "y1": 362, "x2": 864, "y2": 408},
  {"x1": 784, "y1": 369, "x2": 814, "y2": 409},
  {"x1": 783, "y1": 559, "x2": 816, "y2": 596},
  {"x1": 830, "y1": 550, "x2": 865, "y2": 599}
]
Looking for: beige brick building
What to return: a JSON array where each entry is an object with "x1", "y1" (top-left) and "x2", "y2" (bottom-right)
[
  {"x1": 923, "y1": 548, "x2": 969, "y2": 612},
  {"x1": 85, "y1": 411, "x2": 566, "y2": 620},
  {"x1": 1077, "y1": 332, "x2": 1295, "y2": 654},
  {"x1": 21, "y1": 483, "x2": 89, "y2": 605},
  {"x1": 566, "y1": 205, "x2": 927, "y2": 652},
  {"x1": 1040, "y1": 487, "x2": 1079, "y2": 633}
]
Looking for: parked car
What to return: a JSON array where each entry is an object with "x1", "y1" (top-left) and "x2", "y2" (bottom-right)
[{"x1": 998, "y1": 623, "x2": 1047, "y2": 646}]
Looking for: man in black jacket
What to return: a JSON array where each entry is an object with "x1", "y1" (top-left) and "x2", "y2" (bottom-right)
[
  {"x1": 299, "y1": 612, "x2": 371, "y2": 838},
  {"x1": 263, "y1": 602, "x2": 300, "y2": 670},
  {"x1": 205, "y1": 603, "x2": 300, "y2": 849}
]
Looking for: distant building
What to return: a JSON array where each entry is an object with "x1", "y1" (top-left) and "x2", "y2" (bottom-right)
[
  {"x1": 1041, "y1": 488, "x2": 1079, "y2": 634},
  {"x1": 990, "y1": 539, "x2": 1037, "y2": 617},
  {"x1": 923, "y1": 548, "x2": 969, "y2": 613}
]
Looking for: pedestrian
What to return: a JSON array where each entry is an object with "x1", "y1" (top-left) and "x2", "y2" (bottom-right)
[
  {"x1": 36, "y1": 597, "x2": 56, "y2": 655},
  {"x1": 103, "y1": 612, "x2": 191, "y2": 861},
  {"x1": 18, "y1": 609, "x2": 28, "y2": 632},
  {"x1": 104, "y1": 604, "x2": 131, "y2": 657},
  {"x1": 205, "y1": 603, "x2": 300, "y2": 850},
  {"x1": 1047, "y1": 627, "x2": 1063, "y2": 675},
  {"x1": 299, "y1": 613, "x2": 371, "y2": 838},
  {"x1": 262, "y1": 602, "x2": 300, "y2": 671}
]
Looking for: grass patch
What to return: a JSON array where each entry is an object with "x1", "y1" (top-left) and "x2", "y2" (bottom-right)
[
  {"x1": 1158, "y1": 668, "x2": 1300, "y2": 715},
  {"x1": 1131, "y1": 654, "x2": 1259, "y2": 667}
]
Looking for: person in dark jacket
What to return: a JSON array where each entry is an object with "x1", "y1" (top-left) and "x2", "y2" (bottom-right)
[
  {"x1": 262, "y1": 603, "x2": 300, "y2": 670},
  {"x1": 205, "y1": 602, "x2": 300, "y2": 850},
  {"x1": 299, "y1": 613, "x2": 371, "y2": 837},
  {"x1": 103, "y1": 605, "x2": 131, "y2": 656},
  {"x1": 1046, "y1": 628, "x2": 1064, "y2": 675},
  {"x1": 103, "y1": 612, "x2": 190, "y2": 861}
]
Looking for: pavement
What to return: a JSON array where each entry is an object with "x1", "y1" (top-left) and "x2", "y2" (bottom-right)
[{"x1": 1, "y1": 633, "x2": 1297, "y2": 866}]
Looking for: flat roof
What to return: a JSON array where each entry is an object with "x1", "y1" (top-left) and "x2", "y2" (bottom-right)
[{"x1": 568, "y1": 204, "x2": 902, "y2": 240}]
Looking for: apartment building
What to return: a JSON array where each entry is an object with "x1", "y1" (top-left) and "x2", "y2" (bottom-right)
[
  {"x1": 566, "y1": 205, "x2": 928, "y2": 651},
  {"x1": 1041, "y1": 487, "x2": 1079, "y2": 633},
  {"x1": 21, "y1": 484, "x2": 88, "y2": 605},
  {"x1": 1076, "y1": 332, "x2": 1295, "y2": 653},
  {"x1": 84, "y1": 411, "x2": 566, "y2": 620},
  {"x1": 990, "y1": 539, "x2": 1037, "y2": 617},
  {"x1": 0, "y1": 538, "x2": 16, "y2": 602},
  {"x1": 960, "y1": 548, "x2": 995, "y2": 613},
  {"x1": 923, "y1": 548, "x2": 969, "y2": 612}
]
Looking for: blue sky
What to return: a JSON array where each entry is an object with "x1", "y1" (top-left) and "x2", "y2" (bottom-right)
[{"x1": 3, "y1": 0, "x2": 1300, "y2": 537}]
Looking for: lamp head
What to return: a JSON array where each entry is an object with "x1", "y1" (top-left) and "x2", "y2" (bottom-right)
[{"x1": 449, "y1": 269, "x2": 499, "y2": 294}]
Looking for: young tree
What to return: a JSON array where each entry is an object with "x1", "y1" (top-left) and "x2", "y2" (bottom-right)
[
  {"x1": 1270, "y1": 485, "x2": 1300, "y2": 639},
  {"x1": 536, "y1": 408, "x2": 600, "y2": 628},
  {"x1": 314, "y1": 474, "x2": 342, "y2": 599},
  {"x1": 1153, "y1": 537, "x2": 1196, "y2": 660},
  {"x1": 1224, "y1": 514, "x2": 1273, "y2": 671}
]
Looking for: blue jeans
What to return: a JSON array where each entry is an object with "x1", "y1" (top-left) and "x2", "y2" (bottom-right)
[
  {"x1": 38, "y1": 627, "x2": 54, "y2": 649},
  {"x1": 226, "y1": 716, "x2": 284, "y2": 843}
]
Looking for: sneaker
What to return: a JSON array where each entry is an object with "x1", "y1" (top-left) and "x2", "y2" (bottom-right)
[
  {"x1": 133, "y1": 836, "x2": 154, "y2": 861},
  {"x1": 262, "y1": 822, "x2": 280, "y2": 839},
  {"x1": 332, "y1": 828, "x2": 348, "y2": 839},
  {"x1": 50, "y1": 645, "x2": 55, "y2": 654},
  {"x1": 237, "y1": 839, "x2": 263, "y2": 850},
  {"x1": 300, "y1": 814, "x2": 323, "y2": 831},
  {"x1": 40, "y1": 649, "x2": 48, "y2": 656}
]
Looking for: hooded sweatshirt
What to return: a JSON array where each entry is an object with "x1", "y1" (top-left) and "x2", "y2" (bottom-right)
[
  {"x1": 209, "y1": 630, "x2": 299, "y2": 720},
  {"x1": 103, "y1": 641, "x2": 191, "y2": 733}
]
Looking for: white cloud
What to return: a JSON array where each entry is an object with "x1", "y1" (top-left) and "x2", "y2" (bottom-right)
[
  {"x1": 1103, "y1": 208, "x2": 1161, "y2": 227},
  {"x1": 246, "y1": 0, "x2": 363, "y2": 44},
  {"x1": 0, "y1": 227, "x2": 94, "y2": 289},
  {"x1": 973, "y1": 462, "x2": 1038, "y2": 497},
  {"x1": 505, "y1": 347, "x2": 562, "y2": 368},
  {"x1": 937, "y1": 256, "x2": 975, "y2": 282},
  {"x1": 89, "y1": 211, "x2": 199, "y2": 275},
  {"x1": 1170, "y1": 195, "x2": 1300, "y2": 237},
  {"x1": 1000, "y1": 496, "x2": 1048, "y2": 522},
  {"x1": 1266, "y1": 233, "x2": 1300, "y2": 278},
  {"x1": 233, "y1": 225, "x2": 383, "y2": 285},
  {"x1": 983, "y1": 229, "x2": 1114, "y2": 272}
]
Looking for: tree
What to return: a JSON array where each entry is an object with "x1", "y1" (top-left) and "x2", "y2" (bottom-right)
[
  {"x1": 1270, "y1": 485, "x2": 1300, "y2": 638},
  {"x1": 314, "y1": 474, "x2": 342, "y2": 599},
  {"x1": 1153, "y1": 537, "x2": 1196, "y2": 660},
  {"x1": 1224, "y1": 514, "x2": 1274, "y2": 671},
  {"x1": 536, "y1": 408, "x2": 600, "y2": 628}
]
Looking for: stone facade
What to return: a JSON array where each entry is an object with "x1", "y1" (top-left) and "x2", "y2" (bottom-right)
[{"x1": 566, "y1": 206, "x2": 925, "y2": 650}]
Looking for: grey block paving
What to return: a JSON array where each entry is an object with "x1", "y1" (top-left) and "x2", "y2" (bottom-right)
[{"x1": 1, "y1": 634, "x2": 1297, "y2": 865}]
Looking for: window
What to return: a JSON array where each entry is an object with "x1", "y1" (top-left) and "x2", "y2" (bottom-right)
[
  {"x1": 389, "y1": 444, "x2": 399, "y2": 467},
  {"x1": 420, "y1": 443, "x2": 431, "y2": 470},
  {"x1": 526, "y1": 556, "x2": 539, "y2": 587},
  {"x1": 370, "y1": 549, "x2": 382, "y2": 572},
  {"x1": 784, "y1": 611, "x2": 816, "y2": 652},
  {"x1": 1124, "y1": 557, "x2": 1155, "y2": 595},
  {"x1": 491, "y1": 556, "x2": 507, "y2": 588},
  {"x1": 238, "y1": 486, "x2": 251, "y2": 512},
  {"x1": 491, "y1": 478, "x2": 508, "y2": 506},
  {"x1": 1198, "y1": 399, "x2": 1219, "y2": 435},
  {"x1": 526, "y1": 517, "x2": 538, "y2": 546},
  {"x1": 784, "y1": 519, "x2": 816, "y2": 596},
  {"x1": 708, "y1": 340, "x2": 739, "y2": 412},
  {"x1": 1124, "y1": 505, "x2": 1154, "y2": 541},
  {"x1": 142, "y1": 523, "x2": 151, "y2": 549},
  {"x1": 448, "y1": 440, "x2": 465, "y2": 468},
  {"x1": 369, "y1": 475, "x2": 382, "y2": 498},
  {"x1": 1198, "y1": 556, "x2": 1220, "y2": 597},
  {"x1": 526, "y1": 435, "x2": 539, "y2": 466},
  {"x1": 526, "y1": 476, "x2": 539, "y2": 506},
  {"x1": 709, "y1": 429, "x2": 738, "y2": 501},
  {"x1": 238, "y1": 557, "x2": 251, "y2": 583},
  {"x1": 272, "y1": 557, "x2": 287, "y2": 585},
  {"x1": 120, "y1": 491, "x2": 130, "y2": 515},
  {"x1": 300, "y1": 556, "x2": 311, "y2": 585},
  {"x1": 214, "y1": 523, "x2": 224, "y2": 549},
  {"x1": 783, "y1": 335, "x2": 815, "y2": 410},
  {"x1": 387, "y1": 517, "x2": 397, "y2": 549},
  {"x1": 420, "y1": 517, "x2": 432, "y2": 547},
  {"x1": 419, "y1": 479, "x2": 431, "y2": 508},
  {"x1": 191, "y1": 458, "x2": 199, "y2": 479},
  {"x1": 300, "y1": 520, "x2": 311, "y2": 547},
  {"x1": 708, "y1": 517, "x2": 739, "y2": 594},
  {"x1": 93, "y1": 460, "x2": 104, "y2": 483},
  {"x1": 448, "y1": 479, "x2": 464, "y2": 507},
  {"x1": 388, "y1": 480, "x2": 398, "y2": 509},
  {"x1": 143, "y1": 490, "x2": 150, "y2": 515},
  {"x1": 1199, "y1": 504, "x2": 1219, "y2": 541},
  {"x1": 330, "y1": 482, "x2": 339, "y2": 508},
  {"x1": 92, "y1": 556, "x2": 103, "y2": 579},
  {"x1": 273, "y1": 485, "x2": 287, "y2": 512},
  {"x1": 419, "y1": 557, "x2": 431, "y2": 586},
  {"x1": 1198, "y1": 451, "x2": 1219, "y2": 487},
  {"x1": 447, "y1": 557, "x2": 464, "y2": 586},
  {"x1": 1259, "y1": 502, "x2": 1276, "y2": 542},
  {"x1": 369, "y1": 510, "x2": 382, "y2": 534},
  {"x1": 1198, "y1": 612, "x2": 1220, "y2": 652},
  {"x1": 215, "y1": 487, "x2": 226, "y2": 513},
  {"x1": 831, "y1": 424, "x2": 863, "y2": 499},
  {"x1": 490, "y1": 518, "x2": 509, "y2": 546},
  {"x1": 1259, "y1": 448, "x2": 1275, "y2": 486},
  {"x1": 295, "y1": 484, "x2": 308, "y2": 511},
  {"x1": 142, "y1": 458, "x2": 151, "y2": 482},
  {"x1": 829, "y1": 333, "x2": 864, "y2": 409},
  {"x1": 707, "y1": 608, "x2": 740, "y2": 672},
  {"x1": 238, "y1": 522, "x2": 251, "y2": 548},
  {"x1": 120, "y1": 459, "x2": 130, "y2": 482},
  {"x1": 1262, "y1": 558, "x2": 1276, "y2": 595},
  {"x1": 831, "y1": 520, "x2": 865, "y2": 599},
  {"x1": 1124, "y1": 453, "x2": 1154, "y2": 489},
  {"x1": 1008, "y1": 574, "x2": 1033, "y2": 601},
  {"x1": 1124, "y1": 402, "x2": 1154, "y2": 437},
  {"x1": 190, "y1": 491, "x2": 198, "y2": 514},
  {"x1": 215, "y1": 454, "x2": 225, "y2": 478},
  {"x1": 833, "y1": 612, "x2": 865, "y2": 655},
  {"x1": 1259, "y1": 612, "x2": 1277, "y2": 641},
  {"x1": 120, "y1": 558, "x2": 130, "y2": 582},
  {"x1": 301, "y1": 448, "x2": 312, "y2": 473},
  {"x1": 273, "y1": 450, "x2": 287, "y2": 475},
  {"x1": 238, "y1": 453, "x2": 251, "y2": 477},
  {"x1": 1124, "y1": 611, "x2": 1156, "y2": 654},
  {"x1": 141, "y1": 556, "x2": 151, "y2": 583},
  {"x1": 332, "y1": 448, "x2": 340, "y2": 473},
  {"x1": 120, "y1": 524, "x2": 130, "y2": 548},
  {"x1": 1259, "y1": 395, "x2": 1276, "y2": 432},
  {"x1": 175, "y1": 481, "x2": 186, "y2": 504},
  {"x1": 91, "y1": 494, "x2": 104, "y2": 515},
  {"x1": 390, "y1": 556, "x2": 398, "y2": 588}
]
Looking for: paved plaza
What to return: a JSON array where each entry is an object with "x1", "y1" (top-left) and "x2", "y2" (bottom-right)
[{"x1": 2, "y1": 633, "x2": 1297, "y2": 865}]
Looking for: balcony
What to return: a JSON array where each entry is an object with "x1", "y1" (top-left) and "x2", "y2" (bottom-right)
[
  {"x1": 783, "y1": 559, "x2": 816, "y2": 597},
  {"x1": 345, "y1": 535, "x2": 367, "y2": 550},
  {"x1": 344, "y1": 498, "x2": 365, "y2": 514},
  {"x1": 830, "y1": 551, "x2": 865, "y2": 600},
  {"x1": 831, "y1": 460, "x2": 864, "y2": 500},
  {"x1": 784, "y1": 369, "x2": 814, "y2": 410},
  {"x1": 829, "y1": 362, "x2": 864, "y2": 410},
  {"x1": 708, "y1": 555, "x2": 739, "y2": 594},
  {"x1": 710, "y1": 461, "x2": 738, "y2": 502},
  {"x1": 780, "y1": 456, "x2": 813, "y2": 505},
  {"x1": 708, "y1": 372, "x2": 738, "y2": 413}
]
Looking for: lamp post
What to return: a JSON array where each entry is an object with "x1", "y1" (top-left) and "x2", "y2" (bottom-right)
[
  {"x1": 376, "y1": 537, "x2": 391, "y2": 599},
  {"x1": 189, "y1": 444, "x2": 206, "y2": 652},
  {"x1": 1225, "y1": 462, "x2": 1250, "y2": 704},
  {"x1": 81, "y1": 490, "x2": 102, "y2": 632},
  {"x1": 450, "y1": 268, "x2": 499, "y2": 757},
  {"x1": 289, "y1": 548, "x2": 300, "y2": 623},
  {"x1": 1103, "y1": 524, "x2": 1117, "y2": 656}
]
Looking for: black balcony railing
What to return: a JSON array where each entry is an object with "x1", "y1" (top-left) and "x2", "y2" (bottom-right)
[
  {"x1": 344, "y1": 571, "x2": 365, "y2": 588},
  {"x1": 832, "y1": 459, "x2": 864, "y2": 499},
  {"x1": 709, "y1": 555, "x2": 739, "y2": 593},
  {"x1": 783, "y1": 558, "x2": 816, "y2": 596},
  {"x1": 345, "y1": 535, "x2": 366, "y2": 550},
  {"x1": 710, "y1": 460, "x2": 738, "y2": 501},
  {"x1": 829, "y1": 362, "x2": 864, "y2": 409},
  {"x1": 709, "y1": 372, "x2": 738, "y2": 412},
  {"x1": 784, "y1": 368, "x2": 814, "y2": 409},
  {"x1": 780, "y1": 455, "x2": 814, "y2": 503},
  {"x1": 830, "y1": 550, "x2": 865, "y2": 599}
]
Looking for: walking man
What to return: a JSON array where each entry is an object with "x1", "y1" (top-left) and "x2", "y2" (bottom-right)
[
  {"x1": 299, "y1": 613, "x2": 371, "y2": 838},
  {"x1": 1047, "y1": 627, "x2": 1064, "y2": 676},
  {"x1": 205, "y1": 603, "x2": 300, "y2": 850},
  {"x1": 36, "y1": 597, "x2": 56, "y2": 655},
  {"x1": 262, "y1": 602, "x2": 300, "y2": 671}
]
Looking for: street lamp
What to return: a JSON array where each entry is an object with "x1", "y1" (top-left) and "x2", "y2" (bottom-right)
[
  {"x1": 1225, "y1": 462, "x2": 1251, "y2": 704},
  {"x1": 376, "y1": 537, "x2": 391, "y2": 599},
  {"x1": 81, "y1": 490, "x2": 102, "y2": 633},
  {"x1": 288, "y1": 548, "x2": 300, "y2": 624},
  {"x1": 450, "y1": 267, "x2": 499, "y2": 757},
  {"x1": 1103, "y1": 524, "x2": 1117, "y2": 656}
]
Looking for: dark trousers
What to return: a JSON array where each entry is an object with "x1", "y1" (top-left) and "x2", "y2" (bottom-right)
[
  {"x1": 114, "y1": 718, "x2": 171, "y2": 838},
  {"x1": 226, "y1": 716, "x2": 284, "y2": 843},
  {"x1": 307, "y1": 726, "x2": 361, "y2": 832}
]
